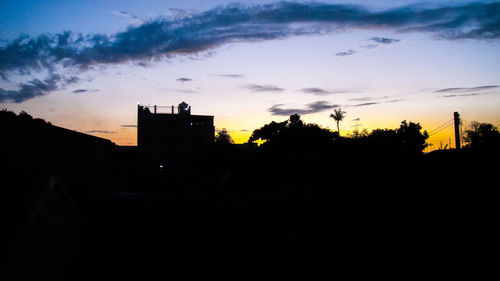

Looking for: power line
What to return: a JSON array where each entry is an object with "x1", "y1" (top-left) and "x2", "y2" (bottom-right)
[
  {"x1": 429, "y1": 123, "x2": 453, "y2": 136},
  {"x1": 429, "y1": 118, "x2": 453, "y2": 132},
  {"x1": 429, "y1": 122, "x2": 454, "y2": 136},
  {"x1": 428, "y1": 119, "x2": 454, "y2": 134}
]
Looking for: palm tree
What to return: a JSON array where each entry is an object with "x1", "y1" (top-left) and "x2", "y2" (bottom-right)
[{"x1": 330, "y1": 108, "x2": 346, "y2": 134}]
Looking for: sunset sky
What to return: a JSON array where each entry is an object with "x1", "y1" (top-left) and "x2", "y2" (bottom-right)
[{"x1": 1, "y1": 0, "x2": 499, "y2": 148}]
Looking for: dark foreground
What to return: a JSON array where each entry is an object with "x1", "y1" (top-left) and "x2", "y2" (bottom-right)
[
  {"x1": 3, "y1": 107, "x2": 500, "y2": 280},
  {"x1": 5, "y1": 181, "x2": 500, "y2": 280},
  {"x1": 85, "y1": 190, "x2": 500, "y2": 280}
]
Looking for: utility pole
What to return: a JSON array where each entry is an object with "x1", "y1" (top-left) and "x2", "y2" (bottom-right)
[{"x1": 454, "y1": 112, "x2": 461, "y2": 150}]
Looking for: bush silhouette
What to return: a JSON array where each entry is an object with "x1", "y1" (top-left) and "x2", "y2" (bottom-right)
[
  {"x1": 463, "y1": 121, "x2": 500, "y2": 150},
  {"x1": 215, "y1": 128, "x2": 234, "y2": 146}
]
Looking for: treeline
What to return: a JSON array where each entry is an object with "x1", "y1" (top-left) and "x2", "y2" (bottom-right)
[
  {"x1": 217, "y1": 113, "x2": 499, "y2": 153},
  {"x1": 247, "y1": 114, "x2": 429, "y2": 155},
  {"x1": 205, "y1": 114, "x2": 500, "y2": 194}
]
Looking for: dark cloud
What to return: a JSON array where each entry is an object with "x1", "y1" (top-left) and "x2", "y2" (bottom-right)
[
  {"x1": 0, "y1": 74, "x2": 78, "y2": 103},
  {"x1": 3, "y1": 2, "x2": 499, "y2": 76},
  {"x1": 370, "y1": 37, "x2": 401, "y2": 44},
  {"x1": 121, "y1": 124, "x2": 137, "y2": 128},
  {"x1": 300, "y1": 88, "x2": 331, "y2": 95},
  {"x1": 268, "y1": 104, "x2": 309, "y2": 116},
  {"x1": 65, "y1": 76, "x2": 80, "y2": 84},
  {"x1": 358, "y1": 37, "x2": 400, "y2": 50},
  {"x1": 245, "y1": 84, "x2": 285, "y2": 92},
  {"x1": 434, "y1": 85, "x2": 499, "y2": 93},
  {"x1": 336, "y1": 49, "x2": 356, "y2": 57},
  {"x1": 1, "y1": 2, "x2": 499, "y2": 102},
  {"x1": 307, "y1": 101, "x2": 340, "y2": 112},
  {"x1": 269, "y1": 101, "x2": 339, "y2": 116},
  {"x1": 176, "y1": 77, "x2": 192, "y2": 82},
  {"x1": 72, "y1": 88, "x2": 99, "y2": 94},
  {"x1": 85, "y1": 130, "x2": 115, "y2": 134}
]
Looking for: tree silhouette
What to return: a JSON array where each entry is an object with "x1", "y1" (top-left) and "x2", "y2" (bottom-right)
[
  {"x1": 248, "y1": 114, "x2": 338, "y2": 147},
  {"x1": 330, "y1": 108, "x2": 346, "y2": 134},
  {"x1": 463, "y1": 122, "x2": 500, "y2": 150},
  {"x1": 288, "y1": 114, "x2": 303, "y2": 128},
  {"x1": 396, "y1": 120, "x2": 429, "y2": 154},
  {"x1": 350, "y1": 128, "x2": 369, "y2": 139},
  {"x1": 18, "y1": 110, "x2": 33, "y2": 120},
  {"x1": 248, "y1": 120, "x2": 287, "y2": 144},
  {"x1": 215, "y1": 128, "x2": 234, "y2": 145},
  {"x1": 361, "y1": 121, "x2": 428, "y2": 155}
]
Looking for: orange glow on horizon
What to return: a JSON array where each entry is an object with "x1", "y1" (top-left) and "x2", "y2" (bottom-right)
[{"x1": 84, "y1": 114, "x2": 498, "y2": 152}]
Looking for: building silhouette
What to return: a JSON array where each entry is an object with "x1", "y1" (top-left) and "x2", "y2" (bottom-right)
[{"x1": 137, "y1": 102, "x2": 214, "y2": 173}]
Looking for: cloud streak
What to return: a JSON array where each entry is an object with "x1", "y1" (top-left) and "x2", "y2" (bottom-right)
[
  {"x1": 348, "y1": 96, "x2": 389, "y2": 102},
  {"x1": 442, "y1": 93, "x2": 478, "y2": 98},
  {"x1": 434, "y1": 85, "x2": 499, "y2": 93},
  {"x1": 218, "y1": 74, "x2": 244, "y2": 78},
  {"x1": 348, "y1": 102, "x2": 380, "y2": 107},
  {"x1": 370, "y1": 37, "x2": 400, "y2": 44},
  {"x1": 72, "y1": 88, "x2": 99, "y2": 94},
  {"x1": 345, "y1": 97, "x2": 407, "y2": 107},
  {"x1": 1, "y1": 1, "x2": 499, "y2": 102},
  {"x1": 85, "y1": 130, "x2": 115, "y2": 134},
  {"x1": 245, "y1": 84, "x2": 285, "y2": 92},
  {"x1": 72, "y1": 89, "x2": 88, "y2": 94},
  {"x1": 300, "y1": 87, "x2": 331, "y2": 95},
  {"x1": 269, "y1": 101, "x2": 339, "y2": 116},
  {"x1": 336, "y1": 49, "x2": 356, "y2": 57}
]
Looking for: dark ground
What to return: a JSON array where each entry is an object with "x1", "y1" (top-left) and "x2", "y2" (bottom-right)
[
  {"x1": 3, "y1": 140, "x2": 500, "y2": 280},
  {"x1": 84, "y1": 189, "x2": 500, "y2": 280},
  {"x1": 3, "y1": 108, "x2": 500, "y2": 280}
]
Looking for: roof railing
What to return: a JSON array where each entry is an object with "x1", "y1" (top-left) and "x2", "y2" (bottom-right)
[{"x1": 140, "y1": 105, "x2": 179, "y2": 114}]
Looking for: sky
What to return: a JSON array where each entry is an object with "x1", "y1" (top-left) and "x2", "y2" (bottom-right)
[{"x1": 1, "y1": 0, "x2": 499, "y2": 148}]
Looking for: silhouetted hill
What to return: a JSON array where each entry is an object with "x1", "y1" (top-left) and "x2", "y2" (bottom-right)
[{"x1": 2, "y1": 110, "x2": 117, "y2": 280}]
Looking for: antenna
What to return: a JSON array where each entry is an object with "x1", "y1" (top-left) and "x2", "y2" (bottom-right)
[{"x1": 352, "y1": 118, "x2": 361, "y2": 131}]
